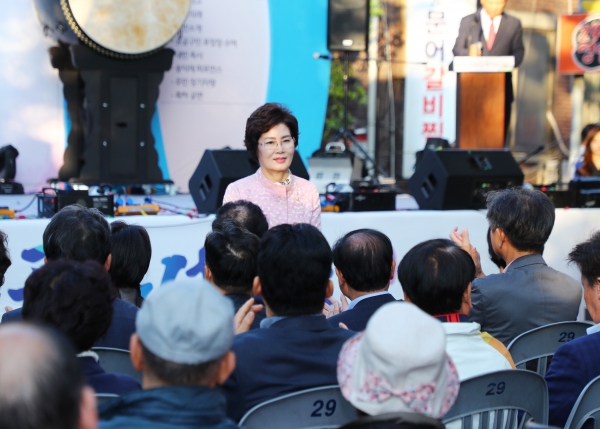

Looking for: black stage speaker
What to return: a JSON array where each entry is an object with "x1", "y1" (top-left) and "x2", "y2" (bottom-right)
[
  {"x1": 408, "y1": 150, "x2": 524, "y2": 210},
  {"x1": 328, "y1": 0, "x2": 369, "y2": 52},
  {"x1": 189, "y1": 149, "x2": 310, "y2": 214}
]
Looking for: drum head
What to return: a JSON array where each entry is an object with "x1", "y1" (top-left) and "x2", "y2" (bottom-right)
[{"x1": 61, "y1": 0, "x2": 190, "y2": 58}]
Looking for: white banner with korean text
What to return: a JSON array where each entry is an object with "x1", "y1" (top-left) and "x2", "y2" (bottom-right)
[{"x1": 402, "y1": 0, "x2": 476, "y2": 178}]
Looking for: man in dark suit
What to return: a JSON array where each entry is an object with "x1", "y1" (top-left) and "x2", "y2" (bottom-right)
[
  {"x1": 325, "y1": 229, "x2": 397, "y2": 331},
  {"x1": 204, "y1": 218, "x2": 266, "y2": 330},
  {"x1": 222, "y1": 224, "x2": 354, "y2": 422},
  {"x1": 1, "y1": 205, "x2": 137, "y2": 350},
  {"x1": 452, "y1": 0, "x2": 525, "y2": 132},
  {"x1": 465, "y1": 188, "x2": 582, "y2": 346},
  {"x1": 545, "y1": 231, "x2": 600, "y2": 428}
]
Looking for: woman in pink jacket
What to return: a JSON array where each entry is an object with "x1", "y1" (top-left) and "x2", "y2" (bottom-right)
[{"x1": 223, "y1": 103, "x2": 321, "y2": 230}]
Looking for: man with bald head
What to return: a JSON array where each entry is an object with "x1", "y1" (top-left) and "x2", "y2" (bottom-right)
[
  {"x1": 325, "y1": 229, "x2": 397, "y2": 331},
  {"x1": 0, "y1": 322, "x2": 97, "y2": 429}
]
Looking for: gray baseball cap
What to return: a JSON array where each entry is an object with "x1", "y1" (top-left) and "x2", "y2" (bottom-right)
[{"x1": 136, "y1": 279, "x2": 235, "y2": 365}]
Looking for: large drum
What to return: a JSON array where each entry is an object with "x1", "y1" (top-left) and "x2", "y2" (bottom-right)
[{"x1": 33, "y1": 0, "x2": 190, "y2": 59}]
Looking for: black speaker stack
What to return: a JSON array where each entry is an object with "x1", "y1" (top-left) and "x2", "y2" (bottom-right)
[
  {"x1": 327, "y1": 0, "x2": 370, "y2": 52},
  {"x1": 408, "y1": 150, "x2": 524, "y2": 210}
]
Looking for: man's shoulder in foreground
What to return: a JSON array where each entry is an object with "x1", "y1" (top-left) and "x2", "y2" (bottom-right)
[
  {"x1": 224, "y1": 315, "x2": 354, "y2": 421},
  {"x1": 100, "y1": 386, "x2": 239, "y2": 429}
]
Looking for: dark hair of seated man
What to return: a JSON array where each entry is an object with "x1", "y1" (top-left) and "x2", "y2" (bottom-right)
[
  {"x1": 0, "y1": 230, "x2": 11, "y2": 286},
  {"x1": 256, "y1": 223, "x2": 332, "y2": 316},
  {"x1": 204, "y1": 218, "x2": 260, "y2": 295},
  {"x1": 486, "y1": 226, "x2": 506, "y2": 271},
  {"x1": 43, "y1": 205, "x2": 111, "y2": 266},
  {"x1": 332, "y1": 228, "x2": 394, "y2": 292},
  {"x1": 486, "y1": 187, "x2": 555, "y2": 254},
  {"x1": 0, "y1": 322, "x2": 97, "y2": 429},
  {"x1": 109, "y1": 221, "x2": 152, "y2": 308},
  {"x1": 398, "y1": 239, "x2": 475, "y2": 315},
  {"x1": 22, "y1": 259, "x2": 115, "y2": 352},
  {"x1": 213, "y1": 200, "x2": 269, "y2": 238},
  {"x1": 569, "y1": 230, "x2": 600, "y2": 287}
]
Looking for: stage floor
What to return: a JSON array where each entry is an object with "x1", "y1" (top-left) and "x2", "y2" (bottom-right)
[{"x1": 0, "y1": 194, "x2": 594, "y2": 315}]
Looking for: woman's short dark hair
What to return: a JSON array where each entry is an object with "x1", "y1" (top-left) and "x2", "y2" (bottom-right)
[
  {"x1": 22, "y1": 260, "x2": 115, "y2": 352},
  {"x1": 205, "y1": 219, "x2": 260, "y2": 294},
  {"x1": 568, "y1": 231, "x2": 600, "y2": 287},
  {"x1": 258, "y1": 224, "x2": 332, "y2": 316},
  {"x1": 332, "y1": 229, "x2": 393, "y2": 292},
  {"x1": 398, "y1": 239, "x2": 475, "y2": 315},
  {"x1": 244, "y1": 103, "x2": 299, "y2": 162},
  {"x1": 486, "y1": 187, "x2": 555, "y2": 253},
  {"x1": 109, "y1": 222, "x2": 152, "y2": 305}
]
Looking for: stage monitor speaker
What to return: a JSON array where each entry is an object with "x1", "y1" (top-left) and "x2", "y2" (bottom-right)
[
  {"x1": 189, "y1": 149, "x2": 309, "y2": 214},
  {"x1": 328, "y1": 0, "x2": 369, "y2": 52},
  {"x1": 408, "y1": 150, "x2": 524, "y2": 210}
]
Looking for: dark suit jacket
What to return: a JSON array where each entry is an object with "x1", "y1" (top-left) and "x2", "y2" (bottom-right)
[
  {"x1": 222, "y1": 315, "x2": 355, "y2": 422},
  {"x1": 327, "y1": 293, "x2": 397, "y2": 332},
  {"x1": 1, "y1": 298, "x2": 138, "y2": 350},
  {"x1": 80, "y1": 356, "x2": 140, "y2": 395},
  {"x1": 470, "y1": 254, "x2": 582, "y2": 346},
  {"x1": 452, "y1": 10, "x2": 525, "y2": 67},
  {"x1": 226, "y1": 293, "x2": 266, "y2": 331},
  {"x1": 546, "y1": 331, "x2": 600, "y2": 428}
]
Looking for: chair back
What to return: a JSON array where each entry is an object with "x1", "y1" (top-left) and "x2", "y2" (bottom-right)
[
  {"x1": 239, "y1": 385, "x2": 356, "y2": 429},
  {"x1": 92, "y1": 347, "x2": 142, "y2": 384},
  {"x1": 339, "y1": 412, "x2": 445, "y2": 429},
  {"x1": 565, "y1": 375, "x2": 600, "y2": 429},
  {"x1": 442, "y1": 370, "x2": 548, "y2": 429},
  {"x1": 95, "y1": 393, "x2": 119, "y2": 405},
  {"x1": 507, "y1": 322, "x2": 591, "y2": 375}
]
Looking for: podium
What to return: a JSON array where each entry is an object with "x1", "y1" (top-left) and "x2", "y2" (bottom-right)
[{"x1": 454, "y1": 56, "x2": 515, "y2": 150}]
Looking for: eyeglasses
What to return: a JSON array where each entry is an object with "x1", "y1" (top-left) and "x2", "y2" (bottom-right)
[{"x1": 258, "y1": 137, "x2": 295, "y2": 152}]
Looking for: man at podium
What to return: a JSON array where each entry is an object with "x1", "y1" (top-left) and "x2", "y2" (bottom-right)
[
  {"x1": 452, "y1": 0, "x2": 524, "y2": 143},
  {"x1": 452, "y1": 0, "x2": 524, "y2": 65}
]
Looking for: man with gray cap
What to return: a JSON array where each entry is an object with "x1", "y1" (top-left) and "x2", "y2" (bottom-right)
[{"x1": 99, "y1": 280, "x2": 239, "y2": 429}]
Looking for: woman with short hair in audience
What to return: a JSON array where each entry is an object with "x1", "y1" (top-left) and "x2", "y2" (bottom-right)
[
  {"x1": 576, "y1": 124, "x2": 600, "y2": 178},
  {"x1": 337, "y1": 302, "x2": 459, "y2": 428},
  {"x1": 22, "y1": 259, "x2": 140, "y2": 395},
  {"x1": 222, "y1": 103, "x2": 321, "y2": 230},
  {"x1": 109, "y1": 221, "x2": 152, "y2": 308}
]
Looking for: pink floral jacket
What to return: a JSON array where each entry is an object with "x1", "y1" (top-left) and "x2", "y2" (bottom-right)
[{"x1": 223, "y1": 168, "x2": 321, "y2": 230}]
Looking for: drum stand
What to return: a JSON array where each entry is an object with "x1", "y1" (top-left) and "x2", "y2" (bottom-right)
[{"x1": 49, "y1": 44, "x2": 174, "y2": 186}]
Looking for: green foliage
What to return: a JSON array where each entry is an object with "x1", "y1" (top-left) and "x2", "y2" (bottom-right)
[{"x1": 323, "y1": 60, "x2": 367, "y2": 142}]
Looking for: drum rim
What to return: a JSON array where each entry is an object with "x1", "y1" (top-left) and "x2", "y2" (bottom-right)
[{"x1": 59, "y1": 0, "x2": 185, "y2": 59}]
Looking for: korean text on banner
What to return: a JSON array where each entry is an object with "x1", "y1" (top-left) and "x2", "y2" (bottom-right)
[{"x1": 402, "y1": 0, "x2": 476, "y2": 178}]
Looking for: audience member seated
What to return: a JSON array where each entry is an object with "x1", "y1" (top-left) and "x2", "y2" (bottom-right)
[
  {"x1": 205, "y1": 218, "x2": 266, "y2": 329},
  {"x1": 22, "y1": 259, "x2": 140, "y2": 395},
  {"x1": 109, "y1": 221, "x2": 151, "y2": 308},
  {"x1": 452, "y1": 187, "x2": 582, "y2": 345},
  {"x1": 1, "y1": 205, "x2": 138, "y2": 350},
  {"x1": 222, "y1": 223, "x2": 355, "y2": 422},
  {"x1": 213, "y1": 200, "x2": 269, "y2": 238},
  {"x1": 100, "y1": 280, "x2": 239, "y2": 429},
  {"x1": 325, "y1": 229, "x2": 397, "y2": 331},
  {"x1": 0, "y1": 322, "x2": 97, "y2": 429},
  {"x1": 337, "y1": 302, "x2": 459, "y2": 420},
  {"x1": 399, "y1": 239, "x2": 514, "y2": 380},
  {"x1": 546, "y1": 231, "x2": 600, "y2": 428}
]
